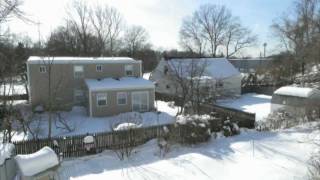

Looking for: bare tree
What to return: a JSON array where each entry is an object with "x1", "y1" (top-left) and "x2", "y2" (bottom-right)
[
  {"x1": 194, "y1": 4, "x2": 232, "y2": 57},
  {"x1": 272, "y1": 0, "x2": 320, "y2": 74},
  {"x1": 224, "y1": 19, "x2": 257, "y2": 58},
  {"x1": 66, "y1": 0, "x2": 91, "y2": 55},
  {"x1": 180, "y1": 4, "x2": 255, "y2": 57},
  {"x1": 0, "y1": 0, "x2": 24, "y2": 24},
  {"x1": 90, "y1": 4, "x2": 123, "y2": 56},
  {"x1": 179, "y1": 16, "x2": 206, "y2": 56},
  {"x1": 168, "y1": 59, "x2": 217, "y2": 114},
  {"x1": 123, "y1": 25, "x2": 149, "y2": 57}
]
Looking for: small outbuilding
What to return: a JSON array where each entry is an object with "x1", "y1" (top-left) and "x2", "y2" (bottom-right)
[
  {"x1": 271, "y1": 86, "x2": 320, "y2": 118},
  {"x1": 15, "y1": 146, "x2": 60, "y2": 180}
]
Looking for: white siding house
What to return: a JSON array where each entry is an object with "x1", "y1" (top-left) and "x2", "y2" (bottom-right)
[{"x1": 150, "y1": 58, "x2": 242, "y2": 98}]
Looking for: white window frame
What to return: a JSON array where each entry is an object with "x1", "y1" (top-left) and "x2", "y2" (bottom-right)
[
  {"x1": 96, "y1": 93, "x2": 107, "y2": 107},
  {"x1": 74, "y1": 65, "x2": 84, "y2": 79},
  {"x1": 39, "y1": 66, "x2": 46, "y2": 73},
  {"x1": 117, "y1": 92, "x2": 127, "y2": 105},
  {"x1": 96, "y1": 65, "x2": 102, "y2": 72},
  {"x1": 74, "y1": 89, "x2": 84, "y2": 103},
  {"x1": 125, "y1": 65, "x2": 134, "y2": 76},
  {"x1": 131, "y1": 91, "x2": 149, "y2": 112}
]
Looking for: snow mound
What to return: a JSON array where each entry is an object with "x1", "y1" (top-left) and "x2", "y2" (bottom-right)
[
  {"x1": 15, "y1": 146, "x2": 59, "y2": 176},
  {"x1": 0, "y1": 143, "x2": 15, "y2": 165},
  {"x1": 114, "y1": 122, "x2": 142, "y2": 131},
  {"x1": 176, "y1": 114, "x2": 211, "y2": 125},
  {"x1": 83, "y1": 136, "x2": 95, "y2": 144},
  {"x1": 274, "y1": 86, "x2": 320, "y2": 98}
]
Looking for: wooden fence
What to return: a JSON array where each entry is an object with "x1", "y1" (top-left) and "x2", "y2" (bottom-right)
[
  {"x1": 13, "y1": 124, "x2": 174, "y2": 158},
  {"x1": 155, "y1": 92, "x2": 256, "y2": 128},
  {"x1": 200, "y1": 104, "x2": 255, "y2": 128}
]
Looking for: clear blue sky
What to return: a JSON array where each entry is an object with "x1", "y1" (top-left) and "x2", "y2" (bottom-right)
[{"x1": 8, "y1": 0, "x2": 294, "y2": 57}]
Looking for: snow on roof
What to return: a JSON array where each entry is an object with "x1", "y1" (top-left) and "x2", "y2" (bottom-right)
[
  {"x1": 85, "y1": 77, "x2": 154, "y2": 91},
  {"x1": 274, "y1": 86, "x2": 320, "y2": 98},
  {"x1": 15, "y1": 146, "x2": 59, "y2": 176},
  {"x1": 0, "y1": 143, "x2": 15, "y2": 165},
  {"x1": 167, "y1": 58, "x2": 240, "y2": 79},
  {"x1": 27, "y1": 56, "x2": 140, "y2": 64}
]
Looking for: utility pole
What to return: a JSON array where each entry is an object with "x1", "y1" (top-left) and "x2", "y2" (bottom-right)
[
  {"x1": 36, "y1": 20, "x2": 42, "y2": 49},
  {"x1": 263, "y1": 43, "x2": 267, "y2": 58}
]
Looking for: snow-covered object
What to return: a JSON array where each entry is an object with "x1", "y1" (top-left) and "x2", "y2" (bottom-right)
[
  {"x1": 0, "y1": 143, "x2": 15, "y2": 165},
  {"x1": 114, "y1": 122, "x2": 142, "y2": 131},
  {"x1": 167, "y1": 58, "x2": 240, "y2": 79},
  {"x1": 83, "y1": 136, "x2": 95, "y2": 144},
  {"x1": 27, "y1": 56, "x2": 139, "y2": 64},
  {"x1": 274, "y1": 86, "x2": 320, "y2": 98},
  {"x1": 34, "y1": 105, "x2": 44, "y2": 113},
  {"x1": 15, "y1": 146, "x2": 59, "y2": 176},
  {"x1": 176, "y1": 115, "x2": 211, "y2": 125},
  {"x1": 85, "y1": 77, "x2": 154, "y2": 91}
]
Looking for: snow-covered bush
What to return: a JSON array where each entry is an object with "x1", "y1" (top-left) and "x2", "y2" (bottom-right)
[
  {"x1": 261, "y1": 110, "x2": 311, "y2": 130},
  {"x1": 222, "y1": 118, "x2": 240, "y2": 137},
  {"x1": 309, "y1": 152, "x2": 320, "y2": 180},
  {"x1": 175, "y1": 115, "x2": 211, "y2": 144}
]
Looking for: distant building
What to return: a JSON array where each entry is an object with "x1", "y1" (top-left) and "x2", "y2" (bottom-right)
[
  {"x1": 271, "y1": 86, "x2": 320, "y2": 118},
  {"x1": 27, "y1": 56, "x2": 155, "y2": 117},
  {"x1": 228, "y1": 58, "x2": 273, "y2": 73},
  {"x1": 150, "y1": 58, "x2": 242, "y2": 98}
]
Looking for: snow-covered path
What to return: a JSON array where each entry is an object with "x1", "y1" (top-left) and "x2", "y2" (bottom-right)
[
  {"x1": 217, "y1": 93, "x2": 272, "y2": 121},
  {"x1": 58, "y1": 123, "x2": 318, "y2": 180}
]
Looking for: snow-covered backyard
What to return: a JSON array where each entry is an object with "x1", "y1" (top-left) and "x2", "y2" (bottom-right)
[
  {"x1": 58, "y1": 123, "x2": 319, "y2": 180},
  {"x1": 217, "y1": 93, "x2": 272, "y2": 121},
  {"x1": 2, "y1": 100, "x2": 178, "y2": 142}
]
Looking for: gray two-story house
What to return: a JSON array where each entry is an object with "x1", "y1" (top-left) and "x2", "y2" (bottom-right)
[{"x1": 27, "y1": 56, "x2": 155, "y2": 117}]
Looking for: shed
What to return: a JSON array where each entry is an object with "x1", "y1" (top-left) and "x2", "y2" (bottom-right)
[
  {"x1": 0, "y1": 143, "x2": 16, "y2": 180},
  {"x1": 15, "y1": 146, "x2": 59, "y2": 180},
  {"x1": 271, "y1": 86, "x2": 320, "y2": 118}
]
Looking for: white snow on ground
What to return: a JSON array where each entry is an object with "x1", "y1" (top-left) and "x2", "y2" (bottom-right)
[
  {"x1": 3, "y1": 100, "x2": 178, "y2": 141},
  {"x1": 0, "y1": 83, "x2": 26, "y2": 95},
  {"x1": 58, "y1": 123, "x2": 319, "y2": 180},
  {"x1": 143, "y1": 72, "x2": 151, "y2": 80},
  {"x1": 217, "y1": 93, "x2": 272, "y2": 122},
  {"x1": 0, "y1": 143, "x2": 15, "y2": 165}
]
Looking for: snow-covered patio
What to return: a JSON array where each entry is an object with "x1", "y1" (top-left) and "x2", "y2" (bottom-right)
[
  {"x1": 58, "y1": 123, "x2": 319, "y2": 180},
  {"x1": 217, "y1": 93, "x2": 272, "y2": 121}
]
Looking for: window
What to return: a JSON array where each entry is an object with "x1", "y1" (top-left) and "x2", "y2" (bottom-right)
[
  {"x1": 117, "y1": 92, "x2": 127, "y2": 105},
  {"x1": 125, "y1": 65, "x2": 133, "y2": 76},
  {"x1": 97, "y1": 93, "x2": 107, "y2": 106},
  {"x1": 166, "y1": 85, "x2": 170, "y2": 89},
  {"x1": 39, "y1": 66, "x2": 46, "y2": 73},
  {"x1": 216, "y1": 80, "x2": 223, "y2": 88},
  {"x1": 74, "y1": 89, "x2": 84, "y2": 103},
  {"x1": 132, "y1": 91, "x2": 148, "y2": 112},
  {"x1": 74, "y1": 65, "x2": 84, "y2": 79},
  {"x1": 96, "y1": 65, "x2": 102, "y2": 72}
]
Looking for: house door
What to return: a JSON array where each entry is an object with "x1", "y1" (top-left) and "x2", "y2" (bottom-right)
[{"x1": 132, "y1": 91, "x2": 149, "y2": 112}]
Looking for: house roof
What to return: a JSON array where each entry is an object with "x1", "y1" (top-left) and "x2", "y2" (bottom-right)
[
  {"x1": 166, "y1": 58, "x2": 240, "y2": 79},
  {"x1": 15, "y1": 146, "x2": 59, "y2": 176},
  {"x1": 274, "y1": 86, "x2": 320, "y2": 98},
  {"x1": 27, "y1": 56, "x2": 140, "y2": 64},
  {"x1": 85, "y1": 77, "x2": 155, "y2": 91}
]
